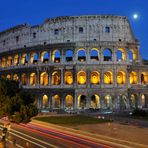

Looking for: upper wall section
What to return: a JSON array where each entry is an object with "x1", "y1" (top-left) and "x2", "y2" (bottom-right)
[{"x1": 0, "y1": 15, "x2": 137, "y2": 53}]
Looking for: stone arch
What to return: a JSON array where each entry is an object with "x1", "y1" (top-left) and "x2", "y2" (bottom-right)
[
  {"x1": 52, "y1": 71, "x2": 61, "y2": 85},
  {"x1": 13, "y1": 74, "x2": 19, "y2": 81},
  {"x1": 90, "y1": 71, "x2": 100, "y2": 84},
  {"x1": 118, "y1": 95, "x2": 128, "y2": 110},
  {"x1": 21, "y1": 53, "x2": 28, "y2": 65},
  {"x1": 130, "y1": 94, "x2": 138, "y2": 108},
  {"x1": 104, "y1": 94, "x2": 112, "y2": 109},
  {"x1": 30, "y1": 52, "x2": 38, "y2": 64},
  {"x1": 21, "y1": 73, "x2": 27, "y2": 85},
  {"x1": 7, "y1": 56, "x2": 13, "y2": 66},
  {"x1": 103, "y1": 48, "x2": 112, "y2": 61},
  {"x1": 40, "y1": 72, "x2": 48, "y2": 86},
  {"x1": 52, "y1": 49, "x2": 61, "y2": 63},
  {"x1": 6, "y1": 74, "x2": 11, "y2": 80},
  {"x1": 128, "y1": 49, "x2": 137, "y2": 61},
  {"x1": 52, "y1": 94, "x2": 61, "y2": 108},
  {"x1": 90, "y1": 94, "x2": 100, "y2": 109},
  {"x1": 141, "y1": 94, "x2": 146, "y2": 108},
  {"x1": 90, "y1": 48, "x2": 99, "y2": 61},
  {"x1": 117, "y1": 71, "x2": 126, "y2": 84},
  {"x1": 30, "y1": 73, "x2": 37, "y2": 86},
  {"x1": 141, "y1": 72, "x2": 148, "y2": 84},
  {"x1": 77, "y1": 71, "x2": 86, "y2": 85},
  {"x1": 14, "y1": 54, "x2": 19, "y2": 65},
  {"x1": 41, "y1": 51, "x2": 49, "y2": 63},
  {"x1": 65, "y1": 95, "x2": 73, "y2": 108},
  {"x1": 104, "y1": 71, "x2": 113, "y2": 84},
  {"x1": 1, "y1": 57, "x2": 6, "y2": 67},
  {"x1": 78, "y1": 95, "x2": 86, "y2": 109},
  {"x1": 65, "y1": 49, "x2": 73, "y2": 62},
  {"x1": 77, "y1": 48, "x2": 86, "y2": 62},
  {"x1": 117, "y1": 48, "x2": 126, "y2": 61},
  {"x1": 130, "y1": 71, "x2": 138, "y2": 84},
  {"x1": 42, "y1": 94, "x2": 49, "y2": 109},
  {"x1": 64, "y1": 71, "x2": 73, "y2": 85}
]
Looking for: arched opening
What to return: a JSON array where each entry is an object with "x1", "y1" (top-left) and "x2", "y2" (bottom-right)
[
  {"x1": 52, "y1": 49, "x2": 61, "y2": 63},
  {"x1": 64, "y1": 71, "x2": 73, "y2": 85},
  {"x1": 77, "y1": 71, "x2": 86, "y2": 85},
  {"x1": 65, "y1": 95, "x2": 73, "y2": 108},
  {"x1": 42, "y1": 95, "x2": 49, "y2": 109},
  {"x1": 141, "y1": 72, "x2": 148, "y2": 84},
  {"x1": 14, "y1": 54, "x2": 19, "y2": 65},
  {"x1": 118, "y1": 95, "x2": 127, "y2": 110},
  {"x1": 30, "y1": 52, "x2": 38, "y2": 64},
  {"x1": 128, "y1": 49, "x2": 137, "y2": 61},
  {"x1": 21, "y1": 53, "x2": 28, "y2": 65},
  {"x1": 103, "y1": 48, "x2": 112, "y2": 61},
  {"x1": 90, "y1": 71, "x2": 100, "y2": 84},
  {"x1": 7, "y1": 56, "x2": 13, "y2": 66},
  {"x1": 141, "y1": 94, "x2": 146, "y2": 108},
  {"x1": 130, "y1": 71, "x2": 138, "y2": 84},
  {"x1": 52, "y1": 71, "x2": 61, "y2": 85},
  {"x1": 77, "y1": 48, "x2": 86, "y2": 62},
  {"x1": 13, "y1": 74, "x2": 19, "y2": 81},
  {"x1": 78, "y1": 95, "x2": 86, "y2": 109},
  {"x1": 104, "y1": 95, "x2": 112, "y2": 109},
  {"x1": 65, "y1": 50, "x2": 73, "y2": 62},
  {"x1": 130, "y1": 94, "x2": 138, "y2": 108},
  {"x1": 117, "y1": 71, "x2": 126, "y2": 84},
  {"x1": 104, "y1": 71, "x2": 113, "y2": 84},
  {"x1": 30, "y1": 73, "x2": 37, "y2": 86},
  {"x1": 1, "y1": 57, "x2": 6, "y2": 67},
  {"x1": 40, "y1": 72, "x2": 48, "y2": 86},
  {"x1": 21, "y1": 73, "x2": 27, "y2": 85},
  {"x1": 117, "y1": 48, "x2": 125, "y2": 61},
  {"x1": 90, "y1": 48, "x2": 99, "y2": 61},
  {"x1": 90, "y1": 95, "x2": 100, "y2": 109},
  {"x1": 6, "y1": 74, "x2": 11, "y2": 80},
  {"x1": 52, "y1": 94, "x2": 61, "y2": 108},
  {"x1": 41, "y1": 51, "x2": 49, "y2": 63}
]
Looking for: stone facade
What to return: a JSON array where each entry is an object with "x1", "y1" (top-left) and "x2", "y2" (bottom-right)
[{"x1": 0, "y1": 15, "x2": 148, "y2": 112}]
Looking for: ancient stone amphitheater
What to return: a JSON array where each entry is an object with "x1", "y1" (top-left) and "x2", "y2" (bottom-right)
[{"x1": 0, "y1": 15, "x2": 148, "y2": 112}]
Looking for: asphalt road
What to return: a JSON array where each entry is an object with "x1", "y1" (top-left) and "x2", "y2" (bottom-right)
[{"x1": 0, "y1": 119, "x2": 116, "y2": 148}]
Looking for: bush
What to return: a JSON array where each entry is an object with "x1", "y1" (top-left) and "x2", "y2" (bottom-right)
[{"x1": 132, "y1": 109, "x2": 147, "y2": 117}]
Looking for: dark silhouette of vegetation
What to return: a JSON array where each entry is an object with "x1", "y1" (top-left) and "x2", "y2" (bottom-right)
[
  {"x1": 132, "y1": 109, "x2": 148, "y2": 117},
  {"x1": 0, "y1": 78, "x2": 38, "y2": 123}
]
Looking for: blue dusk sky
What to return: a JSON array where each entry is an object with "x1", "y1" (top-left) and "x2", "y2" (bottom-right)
[{"x1": 0, "y1": 0, "x2": 148, "y2": 59}]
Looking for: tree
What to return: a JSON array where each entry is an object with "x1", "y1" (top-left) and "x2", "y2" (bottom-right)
[{"x1": 0, "y1": 78, "x2": 38, "y2": 123}]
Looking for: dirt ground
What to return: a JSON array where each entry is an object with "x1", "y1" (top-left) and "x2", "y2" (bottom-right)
[{"x1": 68, "y1": 122, "x2": 148, "y2": 146}]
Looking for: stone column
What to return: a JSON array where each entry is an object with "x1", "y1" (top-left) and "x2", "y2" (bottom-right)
[
  {"x1": 19, "y1": 53, "x2": 22, "y2": 65},
  {"x1": 61, "y1": 68, "x2": 64, "y2": 86}
]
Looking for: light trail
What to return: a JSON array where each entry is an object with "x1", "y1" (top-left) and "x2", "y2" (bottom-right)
[
  {"x1": 19, "y1": 124, "x2": 91, "y2": 148},
  {"x1": 21, "y1": 123, "x2": 114, "y2": 148}
]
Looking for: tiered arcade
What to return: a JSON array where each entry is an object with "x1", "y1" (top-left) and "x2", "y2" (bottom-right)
[{"x1": 0, "y1": 15, "x2": 148, "y2": 111}]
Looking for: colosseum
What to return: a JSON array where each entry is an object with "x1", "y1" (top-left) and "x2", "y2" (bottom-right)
[{"x1": 0, "y1": 15, "x2": 148, "y2": 112}]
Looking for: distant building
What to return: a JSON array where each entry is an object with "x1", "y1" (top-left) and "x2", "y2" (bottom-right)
[{"x1": 0, "y1": 15, "x2": 148, "y2": 112}]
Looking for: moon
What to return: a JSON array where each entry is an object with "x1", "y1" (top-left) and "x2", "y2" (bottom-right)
[{"x1": 133, "y1": 14, "x2": 138, "y2": 19}]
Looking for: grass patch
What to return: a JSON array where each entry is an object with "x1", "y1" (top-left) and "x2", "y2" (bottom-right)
[{"x1": 34, "y1": 115, "x2": 111, "y2": 125}]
